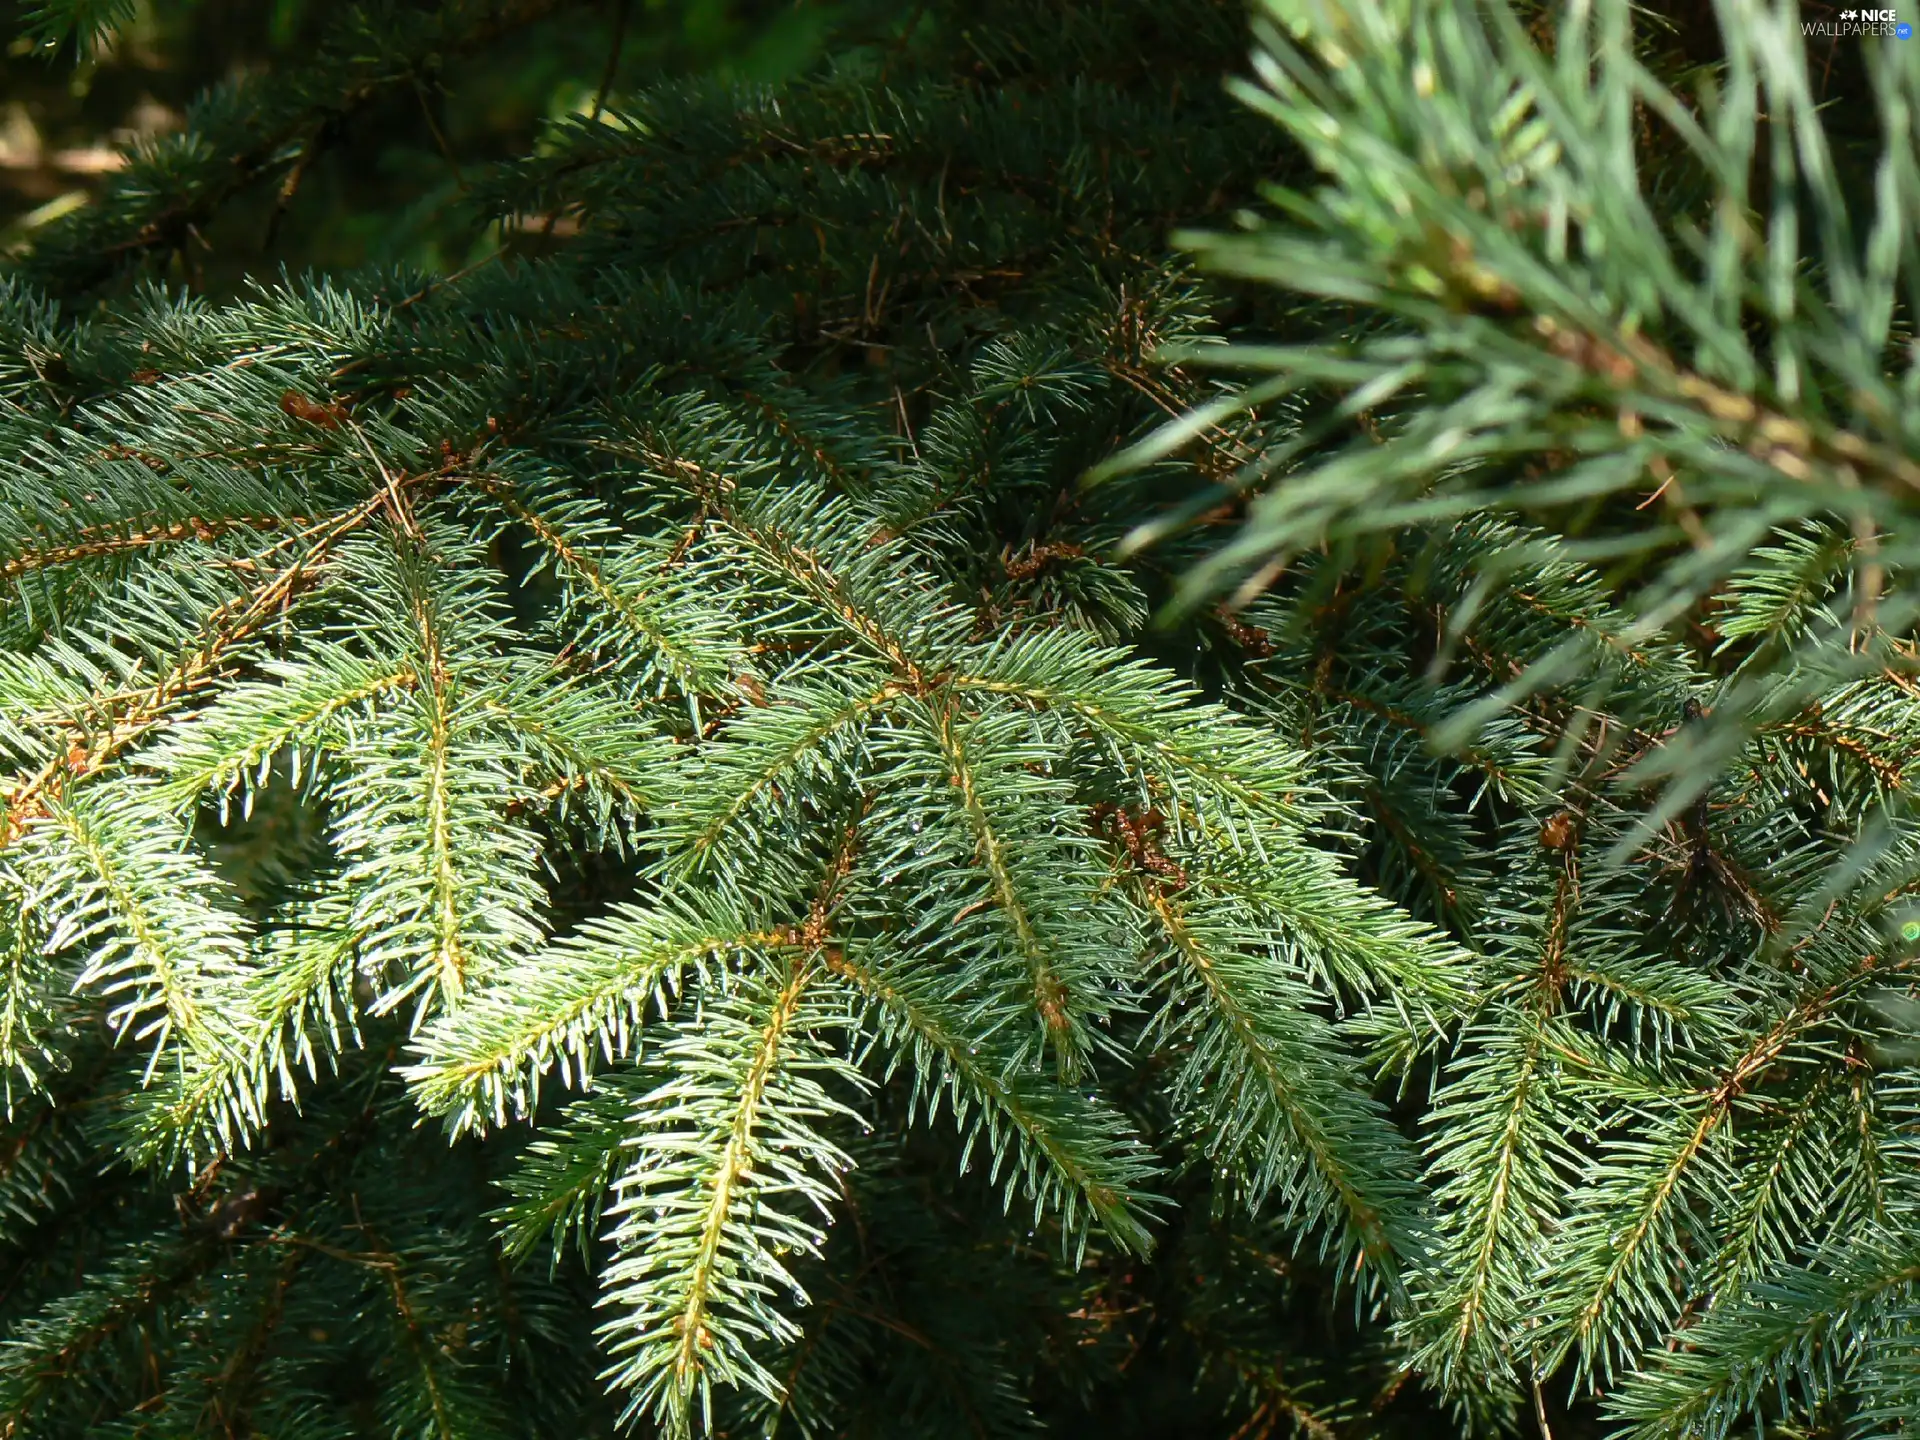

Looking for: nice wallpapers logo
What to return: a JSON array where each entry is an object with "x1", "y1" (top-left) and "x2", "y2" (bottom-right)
[{"x1": 1816, "y1": 7, "x2": 1915, "y2": 34}]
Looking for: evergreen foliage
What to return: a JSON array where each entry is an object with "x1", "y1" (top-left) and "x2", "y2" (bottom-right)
[
  {"x1": 1106, "y1": 0, "x2": 1920, "y2": 1434},
  {"x1": 0, "y1": 1, "x2": 1914, "y2": 1437}
]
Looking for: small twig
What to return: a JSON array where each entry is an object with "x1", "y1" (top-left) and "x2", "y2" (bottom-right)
[
  {"x1": 589, "y1": 0, "x2": 632, "y2": 124},
  {"x1": 892, "y1": 383, "x2": 920, "y2": 462},
  {"x1": 411, "y1": 75, "x2": 467, "y2": 191},
  {"x1": 347, "y1": 420, "x2": 423, "y2": 540},
  {"x1": 387, "y1": 250, "x2": 503, "y2": 315},
  {"x1": 877, "y1": 0, "x2": 933, "y2": 85},
  {"x1": 263, "y1": 130, "x2": 326, "y2": 251},
  {"x1": 261, "y1": 1232, "x2": 395, "y2": 1270}
]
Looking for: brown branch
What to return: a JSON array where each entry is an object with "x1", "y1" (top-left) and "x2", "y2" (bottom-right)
[
  {"x1": 1, "y1": 514, "x2": 305, "y2": 581},
  {"x1": 1, "y1": 490, "x2": 394, "y2": 843}
]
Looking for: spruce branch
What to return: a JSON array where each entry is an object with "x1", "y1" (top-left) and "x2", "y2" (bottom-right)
[
  {"x1": 597, "y1": 953, "x2": 864, "y2": 1433},
  {"x1": 408, "y1": 899, "x2": 798, "y2": 1132},
  {"x1": 1607, "y1": 1227, "x2": 1920, "y2": 1440}
]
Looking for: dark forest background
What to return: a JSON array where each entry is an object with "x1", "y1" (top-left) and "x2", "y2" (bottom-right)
[
  {"x1": 0, "y1": 0, "x2": 859, "y2": 281},
  {"x1": 0, "y1": 0, "x2": 1873, "y2": 292}
]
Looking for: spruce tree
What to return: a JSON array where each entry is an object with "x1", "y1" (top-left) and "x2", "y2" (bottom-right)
[{"x1": 0, "y1": 2, "x2": 1915, "y2": 1439}]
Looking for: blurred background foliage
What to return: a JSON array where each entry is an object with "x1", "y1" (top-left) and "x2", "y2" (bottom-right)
[
  {"x1": 0, "y1": 0, "x2": 1874, "y2": 300},
  {"x1": 0, "y1": 0, "x2": 860, "y2": 282}
]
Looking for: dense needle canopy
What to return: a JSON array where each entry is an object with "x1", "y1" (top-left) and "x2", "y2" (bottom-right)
[{"x1": 0, "y1": 2, "x2": 1916, "y2": 1438}]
